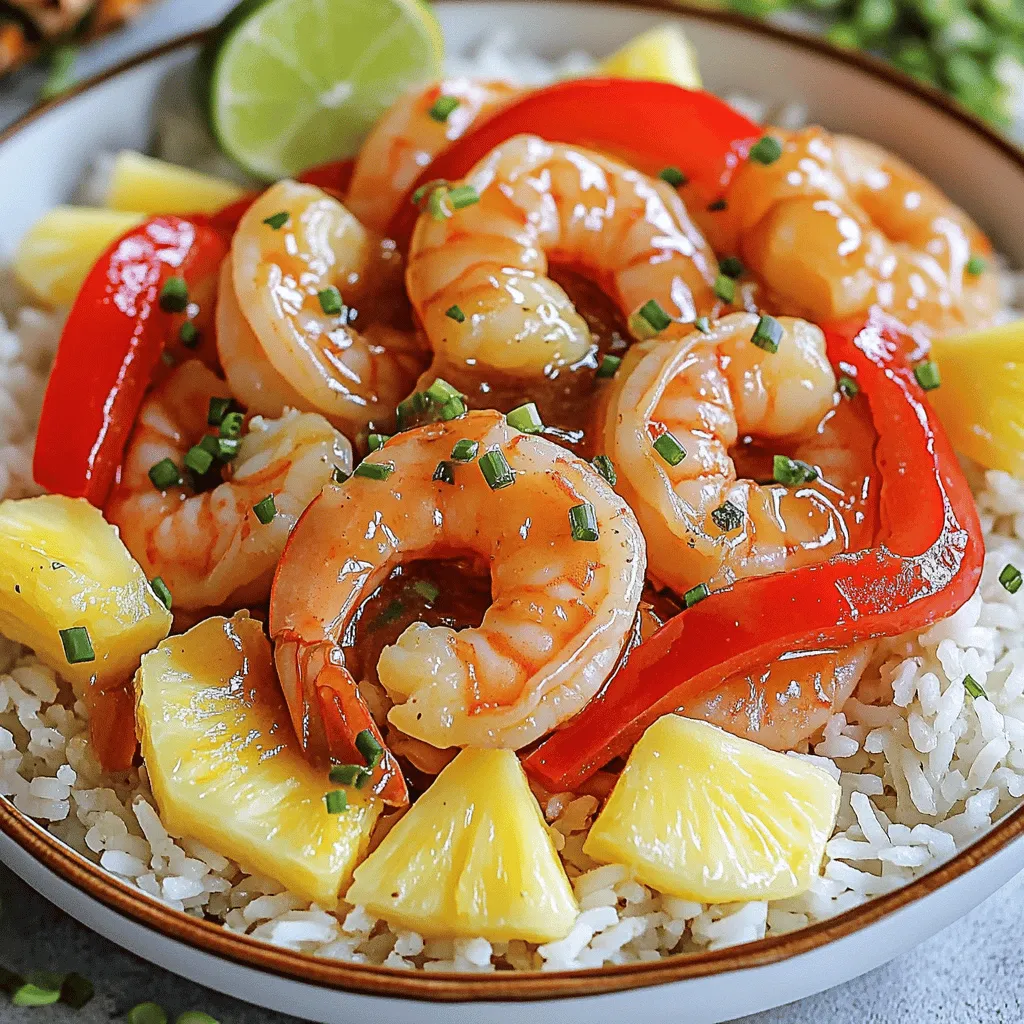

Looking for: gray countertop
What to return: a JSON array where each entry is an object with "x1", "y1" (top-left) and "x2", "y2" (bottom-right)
[{"x1": 1, "y1": 3, "x2": 1023, "y2": 1021}]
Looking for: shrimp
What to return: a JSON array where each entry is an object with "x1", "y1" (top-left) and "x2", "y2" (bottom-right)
[
  {"x1": 105, "y1": 360, "x2": 351, "y2": 611},
  {"x1": 594, "y1": 312, "x2": 880, "y2": 596},
  {"x1": 701, "y1": 127, "x2": 999, "y2": 332},
  {"x1": 223, "y1": 180, "x2": 427, "y2": 437},
  {"x1": 406, "y1": 134, "x2": 722, "y2": 376},
  {"x1": 346, "y1": 78, "x2": 519, "y2": 233},
  {"x1": 269, "y1": 408, "x2": 646, "y2": 769}
]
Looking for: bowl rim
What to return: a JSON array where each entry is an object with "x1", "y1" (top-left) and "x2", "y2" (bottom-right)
[{"x1": 3, "y1": 0, "x2": 1024, "y2": 1004}]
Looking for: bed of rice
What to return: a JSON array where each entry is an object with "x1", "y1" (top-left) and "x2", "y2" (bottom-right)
[{"x1": 2, "y1": 31, "x2": 1024, "y2": 972}]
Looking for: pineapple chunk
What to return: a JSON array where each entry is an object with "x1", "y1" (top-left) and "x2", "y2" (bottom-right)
[
  {"x1": 346, "y1": 748, "x2": 578, "y2": 942},
  {"x1": 0, "y1": 495, "x2": 171, "y2": 695},
  {"x1": 929, "y1": 322, "x2": 1024, "y2": 477},
  {"x1": 136, "y1": 613, "x2": 380, "y2": 908},
  {"x1": 14, "y1": 206, "x2": 144, "y2": 307},
  {"x1": 600, "y1": 24, "x2": 702, "y2": 89},
  {"x1": 104, "y1": 151, "x2": 245, "y2": 216},
  {"x1": 584, "y1": 716, "x2": 840, "y2": 904}
]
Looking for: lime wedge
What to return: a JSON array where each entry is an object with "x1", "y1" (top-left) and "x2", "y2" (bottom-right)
[{"x1": 206, "y1": 0, "x2": 444, "y2": 180}]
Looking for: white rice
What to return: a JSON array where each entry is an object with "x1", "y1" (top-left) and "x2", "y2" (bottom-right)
[{"x1": 3, "y1": 30, "x2": 1024, "y2": 970}]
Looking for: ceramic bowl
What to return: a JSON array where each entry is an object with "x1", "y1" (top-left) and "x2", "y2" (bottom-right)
[{"x1": 2, "y1": 3, "x2": 1024, "y2": 1022}]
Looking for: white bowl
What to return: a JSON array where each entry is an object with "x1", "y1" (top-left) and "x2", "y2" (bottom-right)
[{"x1": 2, "y1": 3, "x2": 1024, "y2": 1023}]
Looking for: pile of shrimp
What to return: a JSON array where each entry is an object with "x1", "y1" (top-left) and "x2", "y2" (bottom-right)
[{"x1": 108, "y1": 79, "x2": 1001, "y2": 806}]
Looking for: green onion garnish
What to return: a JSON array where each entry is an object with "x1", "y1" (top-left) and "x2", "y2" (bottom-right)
[
  {"x1": 751, "y1": 314, "x2": 783, "y2": 353},
  {"x1": 412, "y1": 178, "x2": 448, "y2": 205},
  {"x1": 694, "y1": 316, "x2": 711, "y2": 334},
  {"x1": 354, "y1": 461, "x2": 395, "y2": 481},
  {"x1": 963, "y1": 674, "x2": 987, "y2": 700},
  {"x1": 506, "y1": 402, "x2": 544, "y2": 434},
  {"x1": 448, "y1": 185, "x2": 480, "y2": 210},
  {"x1": 59, "y1": 973, "x2": 94, "y2": 1009},
  {"x1": 773, "y1": 454, "x2": 818, "y2": 485},
  {"x1": 479, "y1": 449, "x2": 515, "y2": 490},
  {"x1": 749, "y1": 135, "x2": 783, "y2": 165},
  {"x1": 427, "y1": 187, "x2": 450, "y2": 220},
  {"x1": 332, "y1": 465, "x2": 350, "y2": 484},
  {"x1": 653, "y1": 431, "x2": 687, "y2": 467},
  {"x1": 596, "y1": 354, "x2": 621, "y2": 379},
  {"x1": 445, "y1": 304, "x2": 466, "y2": 323},
  {"x1": 179, "y1": 321, "x2": 200, "y2": 348},
  {"x1": 714, "y1": 274, "x2": 736, "y2": 303},
  {"x1": 148, "y1": 458, "x2": 182, "y2": 491},
  {"x1": 329, "y1": 764, "x2": 372, "y2": 787},
  {"x1": 838, "y1": 375, "x2": 859, "y2": 399},
  {"x1": 569, "y1": 502, "x2": 599, "y2": 541},
  {"x1": 658, "y1": 166, "x2": 687, "y2": 187},
  {"x1": 999, "y1": 563, "x2": 1022, "y2": 594},
  {"x1": 591, "y1": 454, "x2": 617, "y2": 486},
  {"x1": 317, "y1": 286, "x2": 343, "y2": 316},
  {"x1": 966, "y1": 254, "x2": 987, "y2": 276},
  {"x1": 208, "y1": 397, "x2": 232, "y2": 426},
  {"x1": 438, "y1": 396, "x2": 467, "y2": 421},
  {"x1": 158, "y1": 276, "x2": 189, "y2": 313},
  {"x1": 253, "y1": 494, "x2": 277, "y2": 524},
  {"x1": 219, "y1": 411, "x2": 244, "y2": 439},
  {"x1": 175, "y1": 1013, "x2": 220, "y2": 1024},
  {"x1": 629, "y1": 298, "x2": 673, "y2": 339},
  {"x1": 684, "y1": 582, "x2": 711, "y2": 608},
  {"x1": 356, "y1": 728, "x2": 384, "y2": 769},
  {"x1": 184, "y1": 443, "x2": 215, "y2": 476},
  {"x1": 914, "y1": 360, "x2": 941, "y2": 391},
  {"x1": 707, "y1": 198, "x2": 728, "y2": 212},
  {"x1": 215, "y1": 439, "x2": 241, "y2": 466},
  {"x1": 396, "y1": 391, "x2": 430, "y2": 430},
  {"x1": 451, "y1": 438, "x2": 479, "y2": 462},
  {"x1": 262, "y1": 211, "x2": 289, "y2": 230},
  {"x1": 40, "y1": 45, "x2": 77, "y2": 102},
  {"x1": 367, "y1": 433, "x2": 390, "y2": 453},
  {"x1": 411, "y1": 579, "x2": 440, "y2": 602},
  {"x1": 429, "y1": 95, "x2": 460, "y2": 121},
  {"x1": 719, "y1": 256, "x2": 744, "y2": 279},
  {"x1": 126, "y1": 1002, "x2": 168, "y2": 1024},
  {"x1": 324, "y1": 790, "x2": 348, "y2": 814},
  {"x1": 433, "y1": 460, "x2": 455, "y2": 485},
  {"x1": 12, "y1": 975, "x2": 62, "y2": 1007},
  {"x1": 426, "y1": 377, "x2": 461, "y2": 404},
  {"x1": 711, "y1": 500, "x2": 744, "y2": 532},
  {"x1": 151, "y1": 577, "x2": 172, "y2": 611},
  {"x1": 60, "y1": 626, "x2": 94, "y2": 665}
]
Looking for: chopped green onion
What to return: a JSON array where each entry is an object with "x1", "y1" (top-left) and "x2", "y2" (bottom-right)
[
  {"x1": 438, "y1": 395, "x2": 467, "y2": 421},
  {"x1": 506, "y1": 402, "x2": 544, "y2": 434},
  {"x1": 317, "y1": 286, "x2": 343, "y2": 316},
  {"x1": 596, "y1": 354, "x2": 621, "y2": 379},
  {"x1": 714, "y1": 274, "x2": 736, "y2": 303},
  {"x1": 838, "y1": 375, "x2": 859, "y2": 399},
  {"x1": 629, "y1": 298, "x2": 673, "y2": 339},
  {"x1": 749, "y1": 135, "x2": 783, "y2": 165},
  {"x1": 367, "y1": 433, "x2": 390, "y2": 453},
  {"x1": 773, "y1": 454, "x2": 818, "y2": 485},
  {"x1": 356, "y1": 728, "x2": 384, "y2": 769},
  {"x1": 59, "y1": 973, "x2": 95, "y2": 1009},
  {"x1": 354, "y1": 461, "x2": 395, "y2": 481},
  {"x1": 433, "y1": 460, "x2": 455, "y2": 485},
  {"x1": 711, "y1": 500, "x2": 744, "y2": 532},
  {"x1": 999, "y1": 563, "x2": 1022, "y2": 594},
  {"x1": 427, "y1": 186, "x2": 450, "y2": 220},
  {"x1": 719, "y1": 256, "x2": 744, "y2": 278},
  {"x1": 751, "y1": 314, "x2": 783, "y2": 353},
  {"x1": 60, "y1": 626, "x2": 94, "y2": 665},
  {"x1": 215, "y1": 437, "x2": 241, "y2": 462},
  {"x1": 412, "y1": 178, "x2": 448, "y2": 205},
  {"x1": 262, "y1": 211, "x2": 289, "y2": 229},
  {"x1": 396, "y1": 391, "x2": 430, "y2": 430},
  {"x1": 324, "y1": 790, "x2": 348, "y2": 814},
  {"x1": 184, "y1": 443, "x2": 215, "y2": 476},
  {"x1": 12, "y1": 977, "x2": 62, "y2": 1007},
  {"x1": 179, "y1": 321, "x2": 200, "y2": 348},
  {"x1": 175, "y1": 1014, "x2": 220, "y2": 1024},
  {"x1": 658, "y1": 166, "x2": 687, "y2": 187},
  {"x1": 329, "y1": 764, "x2": 372, "y2": 787},
  {"x1": 332, "y1": 465, "x2": 350, "y2": 484},
  {"x1": 914, "y1": 360, "x2": 941, "y2": 391},
  {"x1": 151, "y1": 577, "x2": 172, "y2": 611},
  {"x1": 429, "y1": 94, "x2": 460, "y2": 121},
  {"x1": 126, "y1": 1002, "x2": 168, "y2": 1024},
  {"x1": 707, "y1": 198, "x2": 728, "y2": 212},
  {"x1": 963, "y1": 674, "x2": 987, "y2": 700},
  {"x1": 158, "y1": 276, "x2": 189, "y2": 313},
  {"x1": 683, "y1": 582, "x2": 711, "y2": 608},
  {"x1": 411, "y1": 579, "x2": 440, "y2": 602},
  {"x1": 198, "y1": 434, "x2": 221, "y2": 457},
  {"x1": 694, "y1": 316, "x2": 711, "y2": 334},
  {"x1": 451, "y1": 438, "x2": 479, "y2": 462},
  {"x1": 208, "y1": 397, "x2": 232, "y2": 426},
  {"x1": 426, "y1": 378, "x2": 461, "y2": 404},
  {"x1": 479, "y1": 449, "x2": 515, "y2": 490},
  {"x1": 653, "y1": 431, "x2": 687, "y2": 467},
  {"x1": 219, "y1": 410, "x2": 244, "y2": 439},
  {"x1": 40, "y1": 45, "x2": 77, "y2": 102},
  {"x1": 253, "y1": 494, "x2": 277, "y2": 524},
  {"x1": 370, "y1": 599, "x2": 405, "y2": 631},
  {"x1": 148, "y1": 458, "x2": 182, "y2": 491},
  {"x1": 448, "y1": 184, "x2": 480, "y2": 210},
  {"x1": 966, "y1": 254, "x2": 987, "y2": 276},
  {"x1": 591, "y1": 454, "x2": 617, "y2": 486},
  {"x1": 445, "y1": 304, "x2": 466, "y2": 323},
  {"x1": 568, "y1": 502, "x2": 599, "y2": 541}
]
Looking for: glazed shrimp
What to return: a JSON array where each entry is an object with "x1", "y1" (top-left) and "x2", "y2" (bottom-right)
[
  {"x1": 406, "y1": 134, "x2": 722, "y2": 376},
  {"x1": 594, "y1": 312, "x2": 879, "y2": 596},
  {"x1": 106, "y1": 360, "x2": 351, "y2": 611},
  {"x1": 346, "y1": 78, "x2": 519, "y2": 233},
  {"x1": 270, "y1": 409, "x2": 646, "y2": 765},
  {"x1": 701, "y1": 127, "x2": 999, "y2": 332},
  {"x1": 223, "y1": 180, "x2": 427, "y2": 436}
]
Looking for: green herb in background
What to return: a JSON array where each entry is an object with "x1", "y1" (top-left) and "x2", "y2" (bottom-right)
[{"x1": 40, "y1": 45, "x2": 78, "y2": 102}]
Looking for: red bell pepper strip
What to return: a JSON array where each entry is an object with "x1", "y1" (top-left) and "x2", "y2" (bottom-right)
[
  {"x1": 32, "y1": 216, "x2": 228, "y2": 506},
  {"x1": 387, "y1": 79, "x2": 760, "y2": 245},
  {"x1": 523, "y1": 309, "x2": 984, "y2": 791}
]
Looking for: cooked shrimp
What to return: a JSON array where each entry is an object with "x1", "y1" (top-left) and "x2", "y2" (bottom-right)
[
  {"x1": 406, "y1": 134, "x2": 722, "y2": 376},
  {"x1": 594, "y1": 312, "x2": 879, "y2": 596},
  {"x1": 346, "y1": 78, "x2": 519, "y2": 233},
  {"x1": 270, "y1": 408, "x2": 646, "y2": 766},
  {"x1": 701, "y1": 127, "x2": 999, "y2": 332},
  {"x1": 225, "y1": 180, "x2": 427, "y2": 436},
  {"x1": 106, "y1": 360, "x2": 351, "y2": 611}
]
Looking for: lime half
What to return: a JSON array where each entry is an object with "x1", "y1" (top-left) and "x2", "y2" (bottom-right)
[{"x1": 207, "y1": 0, "x2": 444, "y2": 180}]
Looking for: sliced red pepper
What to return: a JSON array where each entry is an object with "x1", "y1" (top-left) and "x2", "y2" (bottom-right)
[
  {"x1": 387, "y1": 79, "x2": 759, "y2": 245},
  {"x1": 32, "y1": 216, "x2": 228, "y2": 506},
  {"x1": 524, "y1": 309, "x2": 984, "y2": 791}
]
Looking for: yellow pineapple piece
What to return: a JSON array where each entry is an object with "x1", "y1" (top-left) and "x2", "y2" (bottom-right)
[
  {"x1": 136, "y1": 613, "x2": 380, "y2": 908},
  {"x1": 584, "y1": 716, "x2": 840, "y2": 904},
  {"x1": 346, "y1": 748, "x2": 578, "y2": 942},
  {"x1": 600, "y1": 24, "x2": 702, "y2": 88},
  {"x1": 0, "y1": 495, "x2": 171, "y2": 695},
  {"x1": 14, "y1": 206, "x2": 144, "y2": 306},
  {"x1": 104, "y1": 151, "x2": 245, "y2": 216}
]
